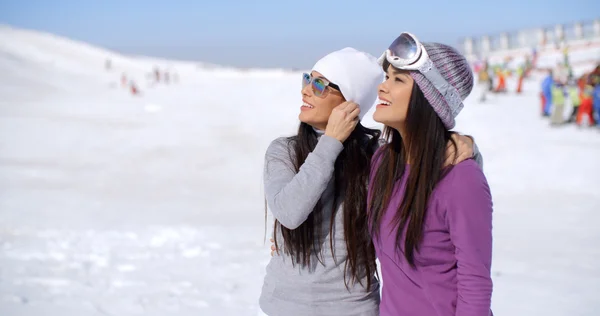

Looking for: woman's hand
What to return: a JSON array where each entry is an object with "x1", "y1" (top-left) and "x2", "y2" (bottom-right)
[
  {"x1": 444, "y1": 134, "x2": 475, "y2": 167},
  {"x1": 324, "y1": 101, "x2": 360, "y2": 143}
]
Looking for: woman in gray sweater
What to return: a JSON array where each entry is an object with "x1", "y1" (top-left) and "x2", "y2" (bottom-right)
[{"x1": 259, "y1": 47, "x2": 480, "y2": 316}]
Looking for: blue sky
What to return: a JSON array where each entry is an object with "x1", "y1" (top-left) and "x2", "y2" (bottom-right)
[{"x1": 1, "y1": 0, "x2": 598, "y2": 68}]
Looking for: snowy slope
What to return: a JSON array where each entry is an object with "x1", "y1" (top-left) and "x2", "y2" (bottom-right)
[{"x1": 0, "y1": 26, "x2": 599, "y2": 316}]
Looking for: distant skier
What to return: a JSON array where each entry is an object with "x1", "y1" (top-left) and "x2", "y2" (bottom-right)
[
  {"x1": 478, "y1": 62, "x2": 491, "y2": 102},
  {"x1": 550, "y1": 80, "x2": 566, "y2": 126},
  {"x1": 566, "y1": 80, "x2": 581, "y2": 123},
  {"x1": 576, "y1": 84, "x2": 595, "y2": 126},
  {"x1": 494, "y1": 68, "x2": 506, "y2": 93},
  {"x1": 130, "y1": 81, "x2": 140, "y2": 96},
  {"x1": 516, "y1": 65, "x2": 525, "y2": 94},
  {"x1": 541, "y1": 70, "x2": 553, "y2": 116},
  {"x1": 593, "y1": 81, "x2": 600, "y2": 126},
  {"x1": 154, "y1": 67, "x2": 161, "y2": 82}
]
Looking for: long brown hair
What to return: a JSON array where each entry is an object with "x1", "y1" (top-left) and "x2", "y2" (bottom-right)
[
  {"x1": 271, "y1": 121, "x2": 380, "y2": 290},
  {"x1": 368, "y1": 61, "x2": 457, "y2": 267}
]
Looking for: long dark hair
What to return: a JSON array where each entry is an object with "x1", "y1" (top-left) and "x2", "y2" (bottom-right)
[
  {"x1": 368, "y1": 60, "x2": 458, "y2": 267},
  {"x1": 272, "y1": 120, "x2": 380, "y2": 290}
]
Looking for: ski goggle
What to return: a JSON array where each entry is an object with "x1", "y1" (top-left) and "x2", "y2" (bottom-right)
[
  {"x1": 302, "y1": 73, "x2": 341, "y2": 97},
  {"x1": 378, "y1": 32, "x2": 464, "y2": 115}
]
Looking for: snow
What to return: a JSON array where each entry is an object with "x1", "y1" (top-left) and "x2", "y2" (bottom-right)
[{"x1": 0, "y1": 25, "x2": 599, "y2": 316}]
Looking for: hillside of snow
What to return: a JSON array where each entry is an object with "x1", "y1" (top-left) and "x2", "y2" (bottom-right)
[{"x1": 0, "y1": 25, "x2": 599, "y2": 316}]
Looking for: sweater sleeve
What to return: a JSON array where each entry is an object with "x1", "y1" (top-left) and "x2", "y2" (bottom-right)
[
  {"x1": 263, "y1": 135, "x2": 343, "y2": 229},
  {"x1": 472, "y1": 139, "x2": 484, "y2": 170},
  {"x1": 444, "y1": 161, "x2": 494, "y2": 316}
]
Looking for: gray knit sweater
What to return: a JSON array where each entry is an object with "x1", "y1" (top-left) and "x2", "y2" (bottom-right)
[{"x1": 259, "y1": 133, "x2": 483, "y2": 316}]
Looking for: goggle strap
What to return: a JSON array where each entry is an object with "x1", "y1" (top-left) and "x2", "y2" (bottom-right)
[{"x1": 422, "y1": 64, "x2": 464, "y2": 112}]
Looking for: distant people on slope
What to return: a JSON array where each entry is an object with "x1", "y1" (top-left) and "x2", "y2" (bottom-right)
[
  {"x1": 494, "y1": 67, "x2": 507, "y2": 93},
  {"x1": 154, "y1": 67, "x2": 161, "y2": 82},
  {"x1": 550, "y1": 79, "x2": 566, "y2": 126},
  {"x1": 539, "y1": 64, "x2": 600, "y2": 128},
  {"x1": 577, "y1": 82, "x2": 595, "y2": 127},
  {"x1": 541, "y1": 70, "x2": 553, "y2": 117},
  {"x1": 477, "y1": 61, "x2": 492, "y2": 102},
  {"x1": 566, "y1": 80, "x2": 581, "y2": 123},
  {"x1": 516, "y1": 65, "x2": 525, "y2": 94},
  {"x1": 121, "y1": 73, "x2": 128, "y2": 88},
  {"x1": 593, "y1": 73, "x2": 600, "y2": 126}
]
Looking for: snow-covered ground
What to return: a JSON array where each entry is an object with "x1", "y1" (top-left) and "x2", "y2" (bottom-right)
[{"x1": 0, "y1": 25, "x2": 599, "y2": 316}]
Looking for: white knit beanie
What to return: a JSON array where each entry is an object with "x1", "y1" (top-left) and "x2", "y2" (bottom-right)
[{"x1": 312, "y1": 47, "x2": 383, "y2": 120}]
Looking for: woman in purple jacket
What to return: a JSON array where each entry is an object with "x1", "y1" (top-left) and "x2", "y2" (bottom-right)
[{"x1": 368, "y1": 32, "x2": 494, "y2": 316}]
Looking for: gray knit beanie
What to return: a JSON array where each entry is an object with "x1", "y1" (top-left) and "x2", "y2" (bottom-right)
[{"x1": 408, "y1": 42, "x2": 473, "y2": 129}]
